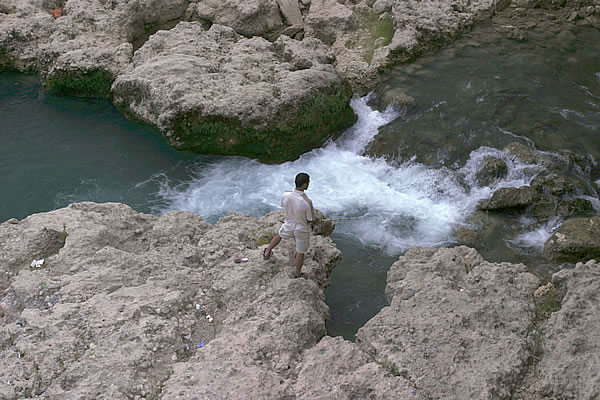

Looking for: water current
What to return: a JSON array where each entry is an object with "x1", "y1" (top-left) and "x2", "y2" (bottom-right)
[{"x1": 1, "y1": 23, "x2": 598, "y2": 341}]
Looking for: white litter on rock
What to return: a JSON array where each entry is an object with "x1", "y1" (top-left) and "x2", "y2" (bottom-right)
[
  {"x1": 206, "y1": 314, "x2": 214, "y2": 323},
  {"x1": 30, "y1": 259, "x2": 45, "y2": 268},
  {"x1": 195, "y1": 304, "x2": 201, "y2": 310}
]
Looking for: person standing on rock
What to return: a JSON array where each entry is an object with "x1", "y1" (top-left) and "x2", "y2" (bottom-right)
[{"x1": 263, "y1": 172, "x2": 318, "y2": 278}]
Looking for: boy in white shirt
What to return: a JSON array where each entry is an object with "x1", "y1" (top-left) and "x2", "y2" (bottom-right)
[{"x1": 263, "y1": 172, "x2": 317, "y2": 278}]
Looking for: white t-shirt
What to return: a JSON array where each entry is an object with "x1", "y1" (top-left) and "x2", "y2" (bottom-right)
[{"x1": 281, "y1": 190, "x2": 313, "y2": 232}]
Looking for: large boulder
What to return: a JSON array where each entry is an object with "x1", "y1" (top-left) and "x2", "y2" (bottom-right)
[
  {"x1": 36, "y1": 0, "x2": 191, "y2": 98},
  {"x1": 112, "y1": 22, "x2": 355, "y2": 163},
  {"x1": 0, "y1": 2, "x2": 56, "y2": 72},
  {"x1": 0, "y1": 202, "x2": 342, "y2": 399},
  {"x1": 194, "y1": 0, "x2": 285, "y2": 37},
  {"x1": 356, "y1": 246, "x2": 541, "y2": 399},
  {"x1": 513, "y1": 259, "x2": 600, "y2": 399},
  {"x1": 543, "y1": 216, "x2": 600, "y2": 262}
]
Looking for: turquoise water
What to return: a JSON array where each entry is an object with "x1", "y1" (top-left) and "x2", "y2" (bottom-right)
[
  {"x1": 1, "y1": 22, "x2": 599, "y2": 341},
  {"x1": 0, "y1": 73, "x2": 197, "y2": 221}
]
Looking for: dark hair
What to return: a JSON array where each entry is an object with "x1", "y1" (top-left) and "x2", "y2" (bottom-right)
[{"x1": 295, "y1": 172, "x2": 310, "y2": 188}]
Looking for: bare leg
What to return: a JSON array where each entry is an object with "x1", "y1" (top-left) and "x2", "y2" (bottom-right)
[
  {"x1": 265, "y1": 234, "x2": 281, "y2": 257},
  {"x1": 294, "y1": 252, "x2": 305, "y2": 278}
]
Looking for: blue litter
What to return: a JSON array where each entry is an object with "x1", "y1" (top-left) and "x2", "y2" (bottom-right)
[{"x1": 197, "y1": 341, "x2": 204, "y2": 348}]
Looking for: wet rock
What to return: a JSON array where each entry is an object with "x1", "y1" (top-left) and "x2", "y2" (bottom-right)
[
  {"x1": 531, "y1": 196, "x2": 594, "y2": 219},
  {"x1": 379, "y1": 87, "x2": 415, "y2": 110},
  {"x1": 112, "y1": 22, "x2": 355, "y2": 163},
  {"x1": 530, "y1": 173, "x2": 578, "y2": 196},
  {"x1": 476, "y1": 156, "x2": 508, "y2": 187},
  {"x1": 506, "y1": 142, "x2": 539, "y2": 165},
  {"x1": 479, "y1": 186, "x2": 541, "y2": 211},
  {"x1": 543, "y1": 216, "x2": 600, "y2": 262}
]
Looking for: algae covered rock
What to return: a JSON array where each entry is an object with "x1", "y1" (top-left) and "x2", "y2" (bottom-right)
[
  {"x1": 479, "y1": 185, "x2": 541, "y2": 211},
  {"x1": 112, "y1": 22, "x2": 355, "y2": 163},
  {"x1": 543, "y1": 216, "x2": 600, "y2": 262}
]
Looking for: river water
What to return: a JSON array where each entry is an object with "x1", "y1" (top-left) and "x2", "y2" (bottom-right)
[{"x1": 1, "y1": 23, "x2": 598, "y2": 340}]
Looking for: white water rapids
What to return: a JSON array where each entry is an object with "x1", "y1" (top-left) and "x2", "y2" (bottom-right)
[{"x1": 152, "y1": 94, "x2": 546, "y2": 254}]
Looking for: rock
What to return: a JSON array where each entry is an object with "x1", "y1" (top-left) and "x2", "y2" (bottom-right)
[
  {"x1": 277, "y1": 0, "x2": 304, "y2": 26},
  {"x1": 378, "y1": 87, "x2": 415, "y2": 110},
  {"x1": 372, "y1": 0, "x2": 393, "y2": 13},
  {"x1": 295, "y1": 336, "x2": 420, "y2": 398},
  {"x1": 0, "y1": 4, "x2": 56, "y2": 72},
  {"x1": 194, "y1": 0, "x2": 285, "y2": 37},
  {"x1": 543, "y1": 216, "x2": 600, "y2": 262},
  {"x1": 112, "y1": 22, "x2": 355, "y2": 163},
  {"x1": 506, "y1": 142, "x2": 539, "y2": 164},
  {"x1": 479, "y1": 186, "x2": 541, "y2": 211},
  {"x1": 476, "y1": 156, "x2": 508, "y2": 187},
  {"x1": 3, "y1": 204, "x2": 600, "y2": 398},
  {"x1": 530, "y1": 173, "x2": 578, "y2": 196},
  {"x1": 304, "y1": 0, "x2": 356, "y2": 45},
  {"x1": 514, "y1": 259, "x2": 600, "y2": 399},
  {"x1": 0, "y1": 202, "x2": 342, "y2": 398},
  {"x1": 531, "y1": 196, "x2": 593, "y2": 219},
  {"x1": 356, "y1": 246, "x2": 541, "y2": 399}
]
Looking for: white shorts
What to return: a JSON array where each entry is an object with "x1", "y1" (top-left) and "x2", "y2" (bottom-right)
[{"x1": 278, "y1": 225, "x2": 310, "y2": 254}]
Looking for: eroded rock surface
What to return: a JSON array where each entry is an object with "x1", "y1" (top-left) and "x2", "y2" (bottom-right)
[
  {"x1": 0, "y1": 202, "x2": 342, "y2": 398},
  {"x1": 111, "y1": 22, "x2": 355, "y2": 163},
  {"x1": 2, "y1": 211, "x2": 599, "y2": 399},
  {"x1": 356, "y1": 246, "x2": 541, "y2": 399}
]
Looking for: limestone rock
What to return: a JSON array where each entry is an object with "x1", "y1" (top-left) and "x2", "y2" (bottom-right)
[
  {"x1": 0, "y1": 202, "x2": 342, "y2": 399},
  {"x1": 294, "y1": 335, "x2": 421, "y2": 399},
  {"x1": 112, "y1": 22, "x2": 355, "y2": 163},
  {"x1": 356, "y1": 246, "x2": 540, "y2": 399},
  {"x1": 305, "y1": 0, "x2": 357, "y2": 45},
  {"x1": 543, "y1": 216, "x2": 600, "y2": 262},
  {"x1": 195, "y1": 0, "x2": 284, "y2": 37},
  {"x1": 514, "y1": 259, "x2": 600, "y2": 399},
  {"x1": 0, "y1": 4, "x2": 56, "y2": 72},
  {"x1": 479, "y1": 186, "x2": 541, "y2": 211}
]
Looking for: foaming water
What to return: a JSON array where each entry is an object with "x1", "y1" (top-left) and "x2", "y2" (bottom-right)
[
  {"x1": 155, "y1": 96, "x2": 542, "y2": 254},
  {"x1": 507, "y1": 217, "x2": 561, "y2": 254}
]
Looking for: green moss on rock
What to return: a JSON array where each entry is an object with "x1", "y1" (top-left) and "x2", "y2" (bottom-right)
[
  {"x1": 45, "y1": 69, "x2": 113, "y2": 99},
  {"x1": 168, "y1": 86, "x2": 356, "y2": 163},
  {"x1": 360, "y1": 12, "x2": 394, "y2": 64}
]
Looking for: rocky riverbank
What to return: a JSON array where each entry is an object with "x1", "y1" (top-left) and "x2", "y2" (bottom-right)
[
  {"x1": 1, "y1": 203, "x2": 598, "y2": 399},
  {"x1": 2, "y1": 0, "x2": 598, "y2": 161}
]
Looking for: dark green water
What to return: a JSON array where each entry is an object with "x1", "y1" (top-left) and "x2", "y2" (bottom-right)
[{"x1": 1, "y1": 21, "x2": 599, "y2": 341}]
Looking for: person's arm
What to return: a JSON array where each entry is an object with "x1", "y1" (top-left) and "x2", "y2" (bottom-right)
[{"x1": 300, "y1": 193, "x2": 318, "y2": 226}]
